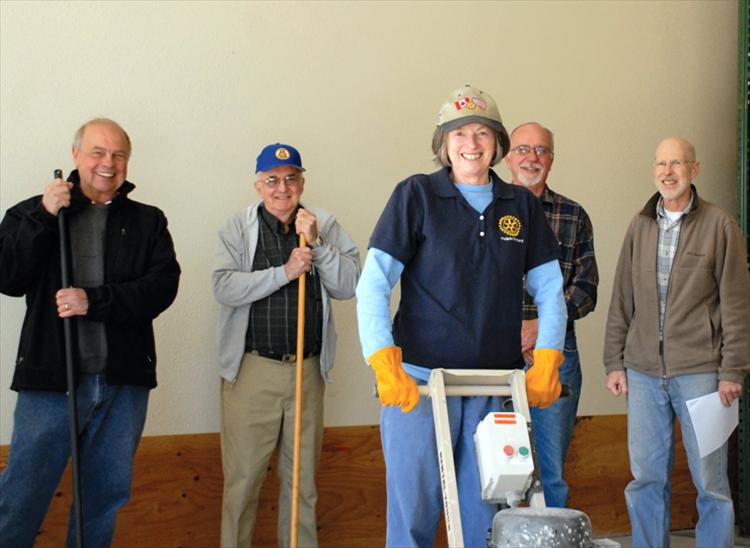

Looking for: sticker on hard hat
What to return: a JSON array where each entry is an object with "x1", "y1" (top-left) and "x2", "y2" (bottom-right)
[{"x1": 454, "y1": 96, "x2": 487, "y2": 112}]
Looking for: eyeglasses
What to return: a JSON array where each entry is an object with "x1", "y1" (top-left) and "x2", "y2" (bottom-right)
[
  {"x1": 653, "y1": 160, "x2": 695, "y2": 170},
  {"x1": 510, "y1": 144, "x2": 553, "y2": 157},
  {"x1": 256, "y1": 173, "x2": 302, "y2": 188}
]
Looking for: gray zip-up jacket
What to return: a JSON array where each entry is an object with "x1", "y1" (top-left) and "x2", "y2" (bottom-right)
[
  {"x1": 212, "y1": 202, "x2": 360, "y2": 382},
  {"x1": 604, "y1": 187, "x2": 749, "y2": 384}
]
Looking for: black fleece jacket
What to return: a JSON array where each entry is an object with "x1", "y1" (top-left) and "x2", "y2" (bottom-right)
[{"x1": 0, "y1": 170, "x2": 181, "y2": 391}]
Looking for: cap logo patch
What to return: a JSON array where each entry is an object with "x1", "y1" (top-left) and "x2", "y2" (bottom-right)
[
  {"x1": 498, "y1": 215, "x2": 521, "y2": 237},
  {"x1": 275, "y1": 147, "x2": 290, "y2": 160},
  {"x1": 454, "y1": 96, "x2": 487, "y2": 112}
]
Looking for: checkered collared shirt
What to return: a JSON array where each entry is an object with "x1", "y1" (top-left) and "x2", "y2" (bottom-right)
[
  {"x1": 522, "y1": 186, "x2": 598, "y2": 330},
  {"x1": 655, "y1": 195, "x2": 693, "y2": 338},
  {"x1": 245, "y1": 205, "x2": 323, "y2": 356}
]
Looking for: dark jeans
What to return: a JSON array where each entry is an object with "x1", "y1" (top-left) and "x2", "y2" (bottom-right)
[{"x1": 0, "y1": 374, "x2": 149, "y2": 548}]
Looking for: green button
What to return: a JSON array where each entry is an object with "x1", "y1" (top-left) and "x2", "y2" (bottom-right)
[{"x1": 519, "y1": 446, "x2": 530, "y2": 456}]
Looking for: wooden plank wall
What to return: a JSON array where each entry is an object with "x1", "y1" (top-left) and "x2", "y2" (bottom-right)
[{"x1": 0, "y1": 415, "x2": 698, "y2": 547}]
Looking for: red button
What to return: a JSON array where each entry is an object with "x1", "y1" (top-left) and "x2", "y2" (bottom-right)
[{"x1": 503, "y1": 445, "x2": 514, "y2": 457}]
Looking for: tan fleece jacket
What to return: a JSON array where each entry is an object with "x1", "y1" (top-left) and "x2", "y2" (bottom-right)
[{"x1": 604, "y1": 188, "x2": 749, "y2": 384}]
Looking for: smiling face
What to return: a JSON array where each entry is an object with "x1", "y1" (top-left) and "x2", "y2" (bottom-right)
[
  {"x1": 254, "y1": 165, "x2": 305, "y2": 224},
  {"x1": 445, "y1": 122, "x2": 496, "y2": 185},
  {"x1": 506, "y1": 123, "x2": 554, "y2": 194},
  {"x1": 71, "y1": 122, "x2": 130, "y2": 203},
  {"x1": 653, "y1": 138, "x2": 699, "y2": 212}
]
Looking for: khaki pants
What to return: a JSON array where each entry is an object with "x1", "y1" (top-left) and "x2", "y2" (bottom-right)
[{"x1": 220, "y1": 352, "x2": 325, "y2": 548}]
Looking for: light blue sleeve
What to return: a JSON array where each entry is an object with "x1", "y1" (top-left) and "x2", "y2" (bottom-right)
[
  {"x1": 526, "y1": 259, "x2": 567, "y2": 351},
  {"x1": 355, "y1": 248, "x2": 404, "y2": 359}
]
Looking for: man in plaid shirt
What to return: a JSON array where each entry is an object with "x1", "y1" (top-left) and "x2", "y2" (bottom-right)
[
  {"x1": 213, "y1": 143, "x2": 360, "y2": 547},
  {"x1": 505, "y1": 122, "x2": 599, "y2": 508}
]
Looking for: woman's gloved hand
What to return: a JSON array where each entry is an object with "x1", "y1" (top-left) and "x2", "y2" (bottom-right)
[
  {"x1": 367, "y1": 346, "x2": 419, "y2": 413},
  {"x1": 525, "y1": 348, "x2": 564, "y2": 408}
]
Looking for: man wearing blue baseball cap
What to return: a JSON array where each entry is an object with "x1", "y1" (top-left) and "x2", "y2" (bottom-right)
[{"x1": 212, "y1": 143, "x2": 361, "y2": 547}]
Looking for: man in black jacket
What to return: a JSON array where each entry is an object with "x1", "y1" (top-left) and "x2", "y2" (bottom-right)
[{"x1": 0, "y1": 118, "x2": 181, "y2": 547}]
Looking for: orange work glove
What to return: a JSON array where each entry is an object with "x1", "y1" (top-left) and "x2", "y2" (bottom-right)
[
  {"x1": 525, "y1": 348, "x2": 564, "y2": 408},
  {"x1": 367, "y1": 346, "x2": 420, "y2": 413}
]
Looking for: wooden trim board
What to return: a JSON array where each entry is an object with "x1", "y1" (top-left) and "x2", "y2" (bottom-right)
[{"x1": 0, "y1": 415, "x2": 698, "y2": 546}]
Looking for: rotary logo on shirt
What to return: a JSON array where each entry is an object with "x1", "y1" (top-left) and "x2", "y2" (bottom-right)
[{"x1": 498, "y1": 215, "x2": 524, "y2": 242}]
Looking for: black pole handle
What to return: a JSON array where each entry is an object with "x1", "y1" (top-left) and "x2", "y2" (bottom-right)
[
  {"x1": 56, "y1": 169, "x2": 70, "y2": 289},
  {"x1": 56, "y1": 168, "x2": 84, "y2": 548}
]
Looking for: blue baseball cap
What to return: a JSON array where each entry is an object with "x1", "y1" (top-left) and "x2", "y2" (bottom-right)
[{"x1": 255, "y1": 143, "x2": 305, "y2": 173}]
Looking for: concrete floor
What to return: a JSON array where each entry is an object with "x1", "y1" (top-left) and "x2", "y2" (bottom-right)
[{"x1": 598, "y1": 528, "x2": 750, "y2": 548}]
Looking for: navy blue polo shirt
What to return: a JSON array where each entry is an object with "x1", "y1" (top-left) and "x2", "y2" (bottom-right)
[{"x1": 369, "y1": 167, "x2": 560, "y2": 370}]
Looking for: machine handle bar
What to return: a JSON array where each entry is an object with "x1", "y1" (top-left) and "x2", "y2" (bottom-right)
[{"x1": 417, "y1": 384, "x2": 572, "y2": 398}]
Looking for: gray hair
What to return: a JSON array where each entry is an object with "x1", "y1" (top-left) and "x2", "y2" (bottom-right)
[
  {"x1": 431, "y1": 126, "x2": 506, "y2": 168},
  {"x1": 510, "y1": 122, "x2": 555, "y2": 153},
  {"x1": 73, "y1": 118, "x2": 132, "y2": 155}
]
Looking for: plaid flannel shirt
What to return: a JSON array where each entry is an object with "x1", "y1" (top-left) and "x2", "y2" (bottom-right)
[
  {"x1": 655, "y1": 195, "x2": 692, "y2": 339},
  {"x1": 523, "y1": 185, "x2": 598, "y2": 330},
  {"x1": 245, "y1": 205, "x2": 323, "y2": 356}
]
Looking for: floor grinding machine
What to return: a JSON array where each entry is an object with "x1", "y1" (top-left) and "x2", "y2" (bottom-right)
[{"x1": 419, "y1": 369, "x2": 620, "y2": 548}]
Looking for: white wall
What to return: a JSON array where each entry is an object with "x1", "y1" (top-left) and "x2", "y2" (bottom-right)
[{"x1": 0, "y1": 0, "x2": 739, "y2": 444}]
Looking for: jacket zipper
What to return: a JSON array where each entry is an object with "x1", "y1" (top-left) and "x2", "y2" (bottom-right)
[{"x1": 658, "y1": 211, "x2": 690, "y2": 380}]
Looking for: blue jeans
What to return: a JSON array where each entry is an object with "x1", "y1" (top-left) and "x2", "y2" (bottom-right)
[
  {"x1": 0, "y1": 374, "x2": 149, "y2": 548},
  {"x1": 625, "y1": 369, "x2": 733, "y2": 548},
  {"x1": 380, "y1": 391, "x2": 502, "y2": 548},
  {"x1": 528, "y1": 329, "x2": 582, "y2": 508}
]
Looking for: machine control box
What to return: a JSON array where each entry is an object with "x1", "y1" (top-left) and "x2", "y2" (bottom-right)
[{"x1": 474, "y1": 412, "x2": 534, "y2": 504}]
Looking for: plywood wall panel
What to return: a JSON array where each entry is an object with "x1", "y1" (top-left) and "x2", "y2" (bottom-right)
[{"x1": 0, "y1": 416, "x2": 700, "y2": 545}]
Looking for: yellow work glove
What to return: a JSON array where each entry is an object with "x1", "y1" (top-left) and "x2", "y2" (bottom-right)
[
  {"x1": 525, "y1": 348, "x2": 564, "y2": 408},
  {"x1": 367, "y1": 346, "x2": 420, "y2": 413}
]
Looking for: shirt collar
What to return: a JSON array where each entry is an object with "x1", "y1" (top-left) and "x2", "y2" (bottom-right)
[
  {"x1": 258, "y1": 203, "x2": 297, "y2": 234},
  {"x1": 656, "y1": 193, "x2": 694, "y2": 220},
  {"x1": 432, "y1": 166, "x2": 515, "y2": 200},
  {"x1": 539, "y1": 185, "x2": 555, "y2": 204}
]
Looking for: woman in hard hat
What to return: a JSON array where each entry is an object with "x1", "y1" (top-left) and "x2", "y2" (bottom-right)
[{"x1": 356, "y1": 85, "x2": 567, "y2": 546}]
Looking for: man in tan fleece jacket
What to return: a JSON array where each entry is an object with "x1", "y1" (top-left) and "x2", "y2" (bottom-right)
[{"x1": 603, "y1": 137, "x2": 748, "y2": 548}]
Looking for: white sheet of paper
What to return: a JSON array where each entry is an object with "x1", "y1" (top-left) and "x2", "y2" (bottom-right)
[{"x1": 685, "y1": 391, "x2": 738, "y2": 458}]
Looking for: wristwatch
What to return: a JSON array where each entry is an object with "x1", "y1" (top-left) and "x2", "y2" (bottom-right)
[{"x1": 309, "y1": 236, "x2": 323, "y2": 249}]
